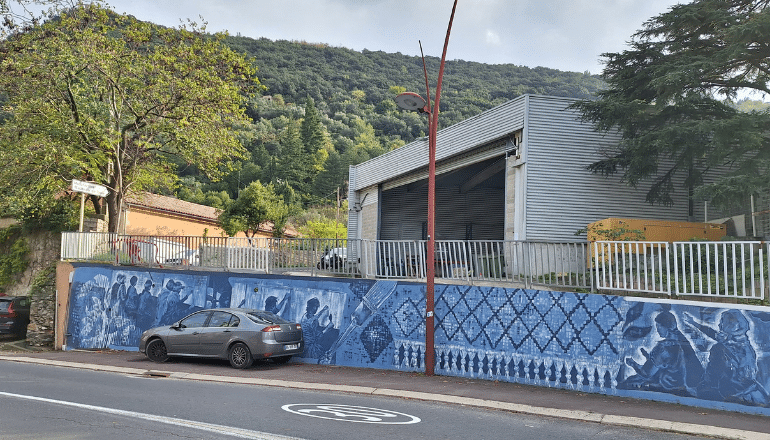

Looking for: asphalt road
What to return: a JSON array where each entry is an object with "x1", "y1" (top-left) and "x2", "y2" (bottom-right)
[{"x1": 0, "y1": 360, "x2": 717, "y2": 440}]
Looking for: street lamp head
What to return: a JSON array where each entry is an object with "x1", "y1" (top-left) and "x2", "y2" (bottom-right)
[{"x1": 394, "y1": 92, "x2": 428, "y2": 113}]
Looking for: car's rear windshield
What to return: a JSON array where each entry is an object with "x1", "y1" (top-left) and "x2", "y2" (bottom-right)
[
  {"x1": 0, "y1": 300, "x2": 10, "y2": 313},
  {"x1": 246, "y1": 311, "x2": 290, "y2": 325}
]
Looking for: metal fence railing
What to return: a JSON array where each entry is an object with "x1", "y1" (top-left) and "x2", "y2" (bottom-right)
[
  {"x1": 515, "y1": 241, "x2": 592, "y2": 290},
  {"x1": 358, "y1": 239, "x2": 592, "y2": 290},
  {"x1": 593, "y1": 241, "x2": 671, "y2": 296},
  {"x1": 60, "y1": 233, "x2": 769, "y2": 303},
  {"x1": 591, "y1": 240, "x2": 767, "y2": 302},
  {"x1": 672, "y1": 241, "x2": 766, "y2": 300}
]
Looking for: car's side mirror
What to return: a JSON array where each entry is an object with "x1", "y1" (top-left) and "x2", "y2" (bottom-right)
[{"x1": 171, "y1": 322, "x2": 184, "y2": 330}]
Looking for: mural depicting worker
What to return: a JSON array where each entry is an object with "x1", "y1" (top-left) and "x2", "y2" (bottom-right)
[
  {"x1": 301, "y1": 297, "x2": 339, "y2": 359},
  {"x1": 264, "y1": 292, "x2": 292, "y2": 320},
  {"x1": 685, "y1": 310, "x2": 769, "y2": 405}
]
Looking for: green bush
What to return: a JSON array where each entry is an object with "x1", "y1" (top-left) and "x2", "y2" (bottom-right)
[{"x1": 0, "y1": 225, "x2": 30, "y2": 289}]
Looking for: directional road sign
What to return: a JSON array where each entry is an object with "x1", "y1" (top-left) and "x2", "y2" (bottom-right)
[{"x1": 71, "y1": 179, "x2": 109, "y2": 198}]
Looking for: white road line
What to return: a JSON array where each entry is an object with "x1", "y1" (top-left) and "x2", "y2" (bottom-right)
[{"x1": 0, "y1": 391, "x2": 305, "y2": 440}]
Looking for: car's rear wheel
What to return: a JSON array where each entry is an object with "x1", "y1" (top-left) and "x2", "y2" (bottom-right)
[
  {"x1": 273, "y1": 355, "x2": 292, "y2": 364},
  {"x1": 229, "y1": 342, "x2": 253, "y2": 369},
  {"x1": 146, "y1": 339, "x2": 169, "y2": 363}
]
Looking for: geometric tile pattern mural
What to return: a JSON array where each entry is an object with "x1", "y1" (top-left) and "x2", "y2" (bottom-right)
[
  {"x1": 65, "y1": 265, "x2": 770, "y2": 416},
  {"x1": 434, "y1": 286, "x2": 622, "y2": 355}
]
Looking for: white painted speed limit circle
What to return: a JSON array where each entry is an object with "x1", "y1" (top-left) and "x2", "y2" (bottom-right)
[{"x1": 281, "y1": 404, "x2": 421, "y2": 424}]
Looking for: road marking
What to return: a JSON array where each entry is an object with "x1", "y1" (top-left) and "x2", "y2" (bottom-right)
[
  {"x1": 282, "y1": 403, "x2": 421, "y2": 424},
  {"x1": 0, "y1": 391, "x2": 304, "y2": 440}
]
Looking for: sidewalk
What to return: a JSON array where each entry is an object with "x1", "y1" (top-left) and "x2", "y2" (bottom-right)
[{"x1": 1, "y1": 346, "x2": 768, "y2": 439}]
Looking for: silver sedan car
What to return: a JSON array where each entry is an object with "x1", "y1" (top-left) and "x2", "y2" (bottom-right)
[{"x1": 139, "y1": 308, "x2": 304, "y2": 369}]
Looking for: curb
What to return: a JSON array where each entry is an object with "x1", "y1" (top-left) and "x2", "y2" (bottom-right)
[{"x1": 1, "y1": 355, "x2": 768, "y2": 440}]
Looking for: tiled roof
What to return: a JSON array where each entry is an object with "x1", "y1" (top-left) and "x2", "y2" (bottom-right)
[
  {"x1": 125, "y1": 193, "x2": 220, "y2": 221},
  {"x1": 125, "y1": 192, "x2": 298, "y2": 237}
]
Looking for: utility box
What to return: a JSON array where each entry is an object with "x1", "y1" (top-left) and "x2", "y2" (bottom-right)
[{"x1": 586, "y1": 218, "x2": 726, "y2": 243}]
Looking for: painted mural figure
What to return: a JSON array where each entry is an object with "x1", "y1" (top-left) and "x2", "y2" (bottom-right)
[
  {"x1": 104, "y1": 273, "x2": 134, "y2": 346},
  {"x1": 105, "y1": 273, "x2": 126, "y2": 315},
  {"x1": 80, "y1": 296, "x2": 109, "y2": 348},
  {"x1": 125, "y1": 276, "x2": 140, "y2": 320},
  {"x1": 206, "y1": 291, "x2": 224, "y2": 309},
  {"x1": 685, "y1": 310, "x2": 769, "y2": 405},
  {"x1": 265, "y1": 292, "x2": 291, "y2": 320},
  {"x1": 301, "y1": 297, "x2": 338, "y2": 359},
  {"x1": 136, "y1": 280, "x2": 158, "y2": 332},
  {"x1": 619, "y1": 310, "x2": 703, "y2": 396},
  {"x1": 154, "y1": 280, "x2": 191, "y2": 326}
]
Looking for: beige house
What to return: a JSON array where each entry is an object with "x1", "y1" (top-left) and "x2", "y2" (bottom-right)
[{"x1": 121, "y1": 193, "x2": 295, "y2": 238}]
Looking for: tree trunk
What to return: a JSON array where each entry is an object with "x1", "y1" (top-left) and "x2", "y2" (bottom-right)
[{"x1": 106, "y1": 173, "x2": 123, "y2": 234}]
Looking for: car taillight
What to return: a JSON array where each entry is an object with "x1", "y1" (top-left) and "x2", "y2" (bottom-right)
[
  {"x1": 261, "y1": 325, "x2": 281, "y2": 332},
  {"x1": 295, "y1": 324, "x2": 302, "y2": 331},
  {"x1": 6, "y1": 303, "x2": 15, "y2": 317}
]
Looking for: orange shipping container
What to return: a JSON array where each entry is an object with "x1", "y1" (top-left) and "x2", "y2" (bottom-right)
[{"x1": 586, "y1": 218, "x2": 726, "y2": 243}]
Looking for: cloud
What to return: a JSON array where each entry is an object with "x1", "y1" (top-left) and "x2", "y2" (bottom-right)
[
  {"x1": 99, "y1": 0, "x2": 681, "y2": 74},
  {"x1": 485, "y1": 30, "x2": 501, "y2": 46}
]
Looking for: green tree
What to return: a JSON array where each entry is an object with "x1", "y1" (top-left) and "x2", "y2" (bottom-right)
[
  {"x1": 219, "y1": 181, "x2": 288, "y2": 237},
  {"x1": 301, "y1": 98, "x2": 325, "y2": 156},
  {"x1": 0, "y1": 4, "x2": 258, "y2": 231},
  {"x1": 300, "y1": 97, "x2": 328, "y2": 181},
  {"x1": 313, "y1": 150, "x2": 347, "y2": 201},
  {"x1": 277, "y1": 119, "x2": 312, "y2": 197},
  {"x1": 346, "y1": 118, "x2": 385, "y2": 164},
  {"x1": 572, "y1": 0, "x2": 770, "y2": 208},
  {"x1": 0, "y1": 0, "x2": 66, "y2": 38},
  {"x1": 298, "y1": 219, "x2": 347, "y2": 239}
]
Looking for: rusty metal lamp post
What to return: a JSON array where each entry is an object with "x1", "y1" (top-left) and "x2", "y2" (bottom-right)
[{"x1": 394, "y1": 0, "x2": 458, "y2": 376}]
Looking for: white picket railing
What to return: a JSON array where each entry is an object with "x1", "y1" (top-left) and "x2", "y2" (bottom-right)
[
  {"x1": 593, "y1": 241, "x2": 671, "y2": 296},
  {"x1": 672, "y1": 241, "x2": 766, "y2": 300},
  {"x1": 60, "y1": 233, "x2": 769, "y2": 302}
]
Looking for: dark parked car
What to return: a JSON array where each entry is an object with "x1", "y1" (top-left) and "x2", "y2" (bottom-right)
[
  {"x1": 0, "y1": 296, "x2": 31, "y2": 339},
  {"x1": 139, "y1": 308, "x2": 304, "y2": 369},
  {"x1": 164, "y1": 249, "x2": 200, "y2": 266},
  {"x1": 317, "y1": 247, "x2": 347, "y2": 270}
]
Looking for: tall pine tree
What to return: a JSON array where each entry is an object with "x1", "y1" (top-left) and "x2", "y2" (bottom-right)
[
  {"x1": 573, "y1": 0, "x2": 770, "y2": 209},
  {"x1": 278, "y1": 120, "x2": 312, "y2": 199}
]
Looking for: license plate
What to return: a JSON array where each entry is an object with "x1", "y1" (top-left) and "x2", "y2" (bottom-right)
[{"x1": 285, "y1": 344, "x2": 298, "y2": 350}]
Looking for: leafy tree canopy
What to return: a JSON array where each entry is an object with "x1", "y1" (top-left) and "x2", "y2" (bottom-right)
[
  {"x1": 573, "y1": 0, "x2": 770, "y2": 209},
  {"x1": 219, "y1": 181, "x2": 289, "y2": 237},
  {"x1": 0, "y1": 2, "x2": 259, "y2": 231},
  {"x1": 3, "y1": 0, "x2": 613, "y2": 236},
  {"x1": 298, "y1": 218, "x2": 347, "y2": 239}
]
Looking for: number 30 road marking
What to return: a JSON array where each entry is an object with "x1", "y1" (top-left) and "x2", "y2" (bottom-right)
[{"x1": 281, "y1": 404, "x2": 421, "y2": 424}]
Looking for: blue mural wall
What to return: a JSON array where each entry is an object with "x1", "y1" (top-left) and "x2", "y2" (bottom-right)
[{"x1": 65, "y1": 265, "x2": 770, "y2": 416}]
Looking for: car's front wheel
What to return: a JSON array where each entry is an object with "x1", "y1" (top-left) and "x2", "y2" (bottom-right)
[
  {"x1": 228, "y1": 342, "x2": 253, "y2": 369},
  {"x1": 145, "y1": 339, "x2": 169, "y2": 363}
]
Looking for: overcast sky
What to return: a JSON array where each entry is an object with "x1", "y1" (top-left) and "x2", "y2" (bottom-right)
[{"x1": 98, "y1": 0, "x2": 682, "y2": 74}]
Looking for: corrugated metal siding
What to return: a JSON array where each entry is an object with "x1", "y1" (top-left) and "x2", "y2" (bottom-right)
[
  {"x1": 347, "y1": 165, "x2": 359, "y2": 244},
  {"x1": 352, "y1": 96, "x2": 526, "y2": 191},
  {"x1": 382, "y1": 140, "x2": 508, "y2": 191},
  {"x1": 524, "y1": 95, "x2": 693, "y2": 241}
]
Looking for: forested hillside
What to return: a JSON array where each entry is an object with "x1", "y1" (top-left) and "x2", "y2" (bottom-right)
[{"x1": 176, "y1": 35, "x2": 605, "y2": 212}]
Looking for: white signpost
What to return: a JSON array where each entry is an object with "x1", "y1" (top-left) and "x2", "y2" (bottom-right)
[{"x1": 71, "y1": 179, "x2": 109, "y2": 232}]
